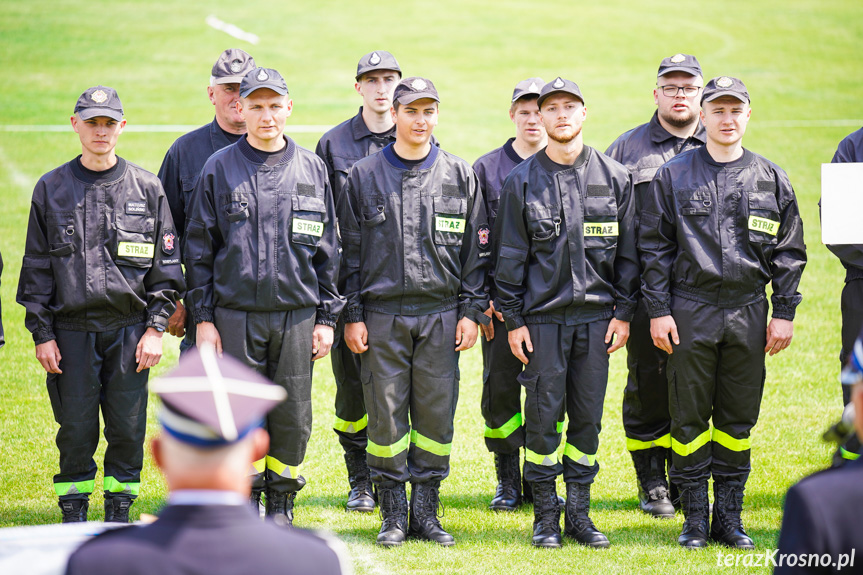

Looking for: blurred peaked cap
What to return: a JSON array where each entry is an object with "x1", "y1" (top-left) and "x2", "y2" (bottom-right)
[
  {"x1": 657, "y1": 53, "x2": 702, "y2": 78},
  {"x1": 537, "y1": 77, "x2": 584, "y2": 108},
  {"x1": 151, "y1": 344, "x2": 286, "y2": 447},
  {"x1": 512, "y1": 77, "x2": 545, "y2": 103},
  {"x1": 701, "y1": 76, "x2": 750, "y2": 105},
  {"x1": 356, "y1": 50, "x2": 401, "y2": 80},
  {"x1": 212, "y1": 49, "x2": 256, "y2": 84},
  {"x1": 393, "y1": 76, "x2": 439, "y2": 105},
  {"x1": 74, "y1": 86, "x2": 123, "y2": 121},
  {"x1": 240, "y1": 67, "x2": 289, "y2": 98},
  {"x1": 841, "y1": 335, "x2": 863, "y2": 386}
]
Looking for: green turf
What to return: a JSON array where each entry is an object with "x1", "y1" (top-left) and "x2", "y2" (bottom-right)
[{"x1": 1, "y1": 0, "x2": 862, "y2": 573}]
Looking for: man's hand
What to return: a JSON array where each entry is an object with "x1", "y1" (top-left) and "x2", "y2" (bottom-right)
[
  {"x1": 508, "y1": 326, "x2": 533, "y2": 365},
  {"x1": 345, "y1": 322, "x2": 369, "y2": 354},
  {"x1": 167, "y1": 301, "x2": 186, "y2": 338},
  {"x1": 650, "y1": 315, "x2": 679, "y2": 354},
  {"x1": 765, "y1": 318, "x2": 793, "y2": 356},
  {"x1": 311, "y1": 324, "x2": 335, "y2": 360},
  {"x1": 455, "y1": 318, "x2": 479, "y2": 351},
  {"x1": 480, "y1": 301, "x2": 505, "y2": 341},
  {"x1": 196, "y1": 321, "x2": 223, "y2": 356},
  {"x1": 36, "y1": 340, "x2": 63, "y2": 374},
  {"x1": 136, "y1": 328, "x2": 164, "y2": 372},
  {"x1": 605, "y1": 319, "x2": 630, "y2": 354}
]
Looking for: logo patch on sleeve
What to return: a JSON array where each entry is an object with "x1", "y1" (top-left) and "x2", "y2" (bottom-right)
[
  {"x1": 477, "y1": 224, "x2": 490, "y2": 248},
  {"x1": 162, "y1": 230, "x2": 176, "y2": 255},
  {"x1": 126, "y1": 201, "x2": 147, "y2": 215}
]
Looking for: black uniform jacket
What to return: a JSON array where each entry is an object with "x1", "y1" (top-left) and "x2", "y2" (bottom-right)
[
  {"x1": 184, "y1": 135, "x2": 343, "y2": 327},
  {"x1": 339, "y1": 143, "x2": 490, "y2": 325},
  {"x1": 826, "y1": 126, "x2": 863, "y2": 281},
  {"x1": 65, "y1": 504, "x2": 346, "y2": 575},
  {"x1": 493, "y1": 146, "x2": 639, "y2": 330},
  {"x1": 17, "y1": 158, "x2": 184, "y2": 344},
  {"x1": 639, "y1": 147, "x2": 806, "y2": 319}
]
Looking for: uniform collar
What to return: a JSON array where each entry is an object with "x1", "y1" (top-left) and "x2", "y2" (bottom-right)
[
  {"x1": 237, "y1": 134, "x2": 296, "y2": 165},
  {"x1": 350, "y1": 107, "x2": 396, "y2": 141},
  {"x1": 382, "y1": 141, "x2": 439, "y2": 170},
  {"x1": 69, "y1": 155, "x2": 127, "y2": 185},
  {"x1": 210, "y1": 117, "x2": 241, "y2": 151},
  {"x1": 502, "y1": 137, "x2": 523, "y2": 165},
  {"x1": 697, "y1": 145, "x2": 753, "y2": 168},
  {"x1": 648, "y1": 111, "x2": 706, "y2": 145},
  {"x1": 536, "y1": 144, "x2": 590, "y2": 172}
]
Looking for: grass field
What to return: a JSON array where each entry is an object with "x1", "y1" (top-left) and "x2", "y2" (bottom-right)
[{"x1": 1, "y1": 1, "x2": 862, "y2": 573}]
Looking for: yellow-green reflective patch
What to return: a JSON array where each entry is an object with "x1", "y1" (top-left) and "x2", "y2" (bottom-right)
[
  {"x1": 251, "y1": 457, "x2": 266, "y2": 474},
  {"x1": 840, "y1": 447, "x2": 860, "y2": 461},
  {"x1": 484, "y1": 412, "x2": 522, "y2": 439},
  {"x1": 712, "y1": 428, "x2": 752, "y2": 452},
  {"x1": 368, "y1": 433, "x2": 410, "y2": 458},
  {"x1": 748, "y1": 215, "x2": 779, "y2": 236},
  {"x1": 54, "y1": 479, "x2": 96, "y2": 496},
  {"x1": 563, "y1": 443, "x2": 597, "y2": 467},
  {"x1": 626, "y1": 434, "x2": 672, "y2": 451},
  {"x1": 671, "y1": 429, "x2": 711, "y2": 457},
  {"x1": 410, "y1": 430, "x2": 452, "y2": 456},
  {"x1": 266, "y1": 455, "x2": 301, "y2": 479},
  {"x1": 525, "y1": 448, "x2": 558, "y2": 467},
  {"x1": 118, "y1": 242, "x2": 154, "y2": 258},
  {"x1": 293, "y1": 218, "x2": 324, "y2": 237},
  {"x1": 333, "y1": 413, "x2": 368, "y2": 434},
  {"x1": 583, "y1": 222, "x2": 619, "y2": 237},
  {"x1": 104, "y1": 476, "x2": 140, "y2": 496},
  {"x1": 435, "y1": 217, "x2": 465, "y2": 233}
]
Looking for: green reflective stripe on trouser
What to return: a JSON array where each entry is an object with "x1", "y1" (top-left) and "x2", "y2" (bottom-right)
[
  {"x1": 103, "y1": 477, "x2": 140, "y2": 496},
  {"x1": 266, "y1": 455, "x2": 301, "y2": 479},
  {"x1": 410, "y1": 430, "x2": 452, "y2": 457},
  {"x1": 484, "y1": 412, "x2": 522, "y2": 439},
  {"x1": 556, "y1": 420, "x2": 565, "y2": 433},
  {"x1": 250, "y1": 457, "x2": 266, "y2": 476},
  {"x1": 333, "y1": 413, "x2": 368, "y2": 434},
  {"x1": 671, "y1": 429, "x2": 711, "y2": 457},
  {"x1": 626, "y1": 434, "x2": 672, "y2": 452},
  {"x1": 525, "y1": 448, "x2": 558, "y2": 467},
  {"x1": 712, "y1": 428, "x2": 752, "y2": 452},
  {"x1": 367, "y1": 432, "x2": 411, "y2": 459},
  {"x1": 840, "y1": 447, "x2": 861, "y2": 461},
  {"x1": 563, "y1": 443, "x2": 597, "y2": 467},
  {"x1": 54, "y1": 479, "x2": 96, "y2": 497}
]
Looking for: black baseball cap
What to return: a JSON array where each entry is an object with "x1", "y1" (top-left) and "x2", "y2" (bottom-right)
[
  {"x1": 701, "y1": 76, "x2": 750, "y2": 104},
  {"x1": 212, "y1": 48, "x2": 256, "y2": 85},
  {"x1": 537, "y1": 77, "x2": 584, "y2": 109},
  {"x1": 512, "y1": 77, "x2": 544, "y2": 103},
  {"x1": 356, "y1": 50, "x2": 401, "y2": 80},
  {"x1": 393, "y1": 77, "x2": 439, "y2": 105},
  {"x1": 240, "y1": 68, "x2": 289, "y2": 98},
  {"x1": 74, "y1": 86, "x2": 124, "y2": 121},
  {"x1": 657, "y1": 53, "x2": 702, "y2": 78}
]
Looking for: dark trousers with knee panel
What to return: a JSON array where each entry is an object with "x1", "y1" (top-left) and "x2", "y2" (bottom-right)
[
  {"x1": 839, "y1": 279, "x2": 863, "y2": 456},
  {"x1": 481, "y1": 314, "x2": 525, "y2": 453},
  {"x1": 216, "y1": 306, "x2": 315, "y2": 494},
  {"x1": 522, "y1": 320, "x2": 610, "y2": 486},
  {"x1": 668, "y1": 298, "x2": 767, "y2": 485},
  {"x1": 362, "y1": 310, "x2": 459, "y2": 485},
  {"x1": 50, "y1": 324, "x2": 149, "y2": 501},
  {"x1": 331, "y1": 317, "x2": 367, "y2": 454}
]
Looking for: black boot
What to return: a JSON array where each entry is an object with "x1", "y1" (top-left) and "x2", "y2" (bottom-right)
[
  {"x1": 265, "y1": 489, "x2": 297, "y2": 527},
  {"x1": 678, "y1": 481, "x2": 710, "y2": 549},
  {"x1": 711, "y1": 480, "x2": 754, "y2": 549},
  {"x1": 104, "y1": 495, "x2": 134, "y2": 523},
  {"x1": 377, "y1": 482, "x2": 408, "y2": 547},
  {"x1": 250, "y1": 488, "x2": 264, "y2": 518},
  {"x1": 530, "y1": 481, "x2": 562, "y2": 548},
  {"x1": 490, "y1": 452, "x2": 522, "y2": 511},
  {"x1": 523, "y1": 465, "x2": 565, "y2": 506},
  {"x1": 631, "y1": 448, "x2": 675, "y2": 518},
  {"x1": 409, "y1": 481, "x2": 455, "y2": 546},
  {"x1": 563, "y1": 483, "x2": 609, "y2": 548},
  {"x1": 59, "y1": 498, "x2": 88, "y2": 523},
  {"x1": 344, "y1": 451, "x2": 375, "y2": 513}
]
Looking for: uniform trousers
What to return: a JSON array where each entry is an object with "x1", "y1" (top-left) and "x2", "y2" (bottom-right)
[
  {"x1": 481, "y1": 314, "x2": 525, "y2": 453},
  {"x1": 839, "y1": 279, "x2": 863, "y2": 456},
  {"x1": 331, "y1": 317, "x2": 367, "y2": 454}
]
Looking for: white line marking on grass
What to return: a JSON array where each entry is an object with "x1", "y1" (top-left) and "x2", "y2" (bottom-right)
[
  {"x1": 0, "y1": 144, "x2": 34, "y2": 191},
  {"x1": 758, "y1": 119, "x2": 863, "y2": 128},
  {"x1": 347, "y1": 541, "x2": 395, "y2": 575},
  {"x1": 206, "y1": 15, "x2": 259, "y2": 45},
  {"x1": 0, "y1": 125, "x2": 334, "y2": 134}
]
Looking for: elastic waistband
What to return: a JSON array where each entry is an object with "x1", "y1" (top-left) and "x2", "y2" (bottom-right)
[
  {"x1": 846, "y1": 267, "x2": 863, "y2": 282},
  {"x1": 363, "y1": 295, "x2": 459, "y2": 316},
  {"x1": 671, "y1": 283, "x2": 765, "y2": 308},
  {"x1": 523, "y1": 305, "x2": 613, "y2": 326},
  {"x1": 54, "y1": 311, "x2": 147, "y2": 332}
]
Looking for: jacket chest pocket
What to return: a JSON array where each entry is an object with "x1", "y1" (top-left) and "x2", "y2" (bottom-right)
[
  {"x1": 46, "y1": 211, "x2": 78, "y2": 257},
  {"x1": 433, "y1": 196, "x2": 467, "y2": 247},
  {"x1": 361, "y1": 197, "x2": 387, "y2": 229},
  {"x1": 291, "y1": 195, "x2": 326, "y2": 247},
  {"x1": 526, "y1": 202, "x2": 560, "y2": 245},
  {"x1": 677, "y1": 190, "x2": 713, "y2": 217},
  {"x1": 114, "y1": 211, "x2": 155, "y2": 268},
  {"x1": 222, "y1": 192, "x2": 250, "y2": 223},
  {"x1": 582, "y1": 188, "x2": 618, "y2": 249},
  {"x1": 747, "y1": 188, "x2": 780, "y2": 245}
]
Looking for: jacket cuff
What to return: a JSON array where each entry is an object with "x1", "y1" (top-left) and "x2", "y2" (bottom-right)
[
  {"x1": 771, "y1": 304, "x2": 796, "y2": 321},
  {"x1": 33, "y1": 326, "x2": 56, "y2": 346},
  {"x1": 146, "y1": 314, "x2": 169, "y2": 331},
  {"x1": 771, "y1": 294, "x2": 801, "y2": 321},
  {"x1": 613, "y1": 301, "x2": 636, "y2": 323},
  {"x1": 192, "y1": 307, "x2": 215, "y2": 324},
  {"x1": 460, "y1": 306, "x2": 491, "y2": 326},
  {"x1": 645, "y1": 295, "x2": 671, "y2": 319},
  {"x1": 315, "y1": 310, "x2": 339, "y2": 328},
  {"x1": 504, "y1": 314, "x2": 525, "y2": 331},
  {"x1": 344, "y1": 306, "x2": 364, "y2": 324}
]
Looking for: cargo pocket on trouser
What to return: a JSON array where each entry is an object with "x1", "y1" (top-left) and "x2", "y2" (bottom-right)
[{"x1": 46, "y1": 373, "x2": 62, "y2": 424}]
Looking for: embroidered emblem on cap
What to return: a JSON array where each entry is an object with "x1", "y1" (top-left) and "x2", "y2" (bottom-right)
[
  {"x1": 162, "y1": 231, "x2": 176, "y2": 255},
  {"x1": 370, "y1": 52, "x2": 381, "y2": 65},
  {"x1": 529, "y1": 82, "x2": 538, "y2": 92},
  {"x1": 717, "y1": 76, "x2": 733, "y2": 88},
  {"x1": 411, "y1": 78, "x2": 428, "y2": 91},
  {"x1": 91, "y1": 90, "x2": 108, "y2": 104},
  {"x1": 257, "y1": 69, "x2": 269, "y2": 81},
  {"x1": 553, "y1": 77, "x2": 565, "y2": 89},
  {"x1": 230, "y1": 59, "x2": 243, "y2": 73},
  {"x1": 670, "y1": 54, "x2": 686, "y2": 63}
]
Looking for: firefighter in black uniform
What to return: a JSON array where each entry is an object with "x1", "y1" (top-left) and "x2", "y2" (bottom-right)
[
  {"x1": 824, "y1": 126, "x2": 863, "y2": 464},
  {"x1": 157, "y1": 48, "x2": 256, "y2": 354},
  {"x1": 184, "y1": 68, "x2": 344, "y2": 526},
  {"x1": 640, "y1": 77, "x2": 807, "y2": 549},
  {"x1": 605, "y1": 54, "x2": 706, "y2": 518},
  {"x1": 494, "y1": 78, "x2": 638, "y2": 548},
  {"x1": 473, "y1": 77, "x2": 546, "y2": 511},
  {"x1": 315, "y1": 50, "x2": 402, "y2": 513},
  {"x1": 16, "y1": 86, "x2": 184, "y2": 524},
  {"x1": 339, "y1": 77, "x2": 489, "y2": 547}
]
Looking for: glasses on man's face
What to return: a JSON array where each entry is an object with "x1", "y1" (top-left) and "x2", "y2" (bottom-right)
[{"x1": 658, "y1": 85, "x2": 701, "y2": 97}]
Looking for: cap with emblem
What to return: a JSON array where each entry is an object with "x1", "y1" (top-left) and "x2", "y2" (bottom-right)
[
  {"x1": 240, "y1": 67, "x2": 289, "y2": 98},
  {"x1": 657, "y1": 53, "x2": 702, "y2": 78},
  {"x1": 150, "y1": 344, "x2": 287, "y2": 447},
  {"x1": 74, "y1": 86, "x2": 124, "y2": 121},
  {"x1": 701, "y1": 76, "x2": 750, "y2": 105},
  {"x1": 211, "y1": 48, "x2": 256, "y2": 85},
  {"x1": 537, "y1": 77, "x2": 585, "y2": 109},
  {"x1": 355, "y1": 50, "x2": 401, "y2": 80},
  {"x1": 393, "y1": 76, "x2": 439, "y2": 105},
  {"x1": 511, "y1": 77, "x2": 545, "y2": 103}
]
